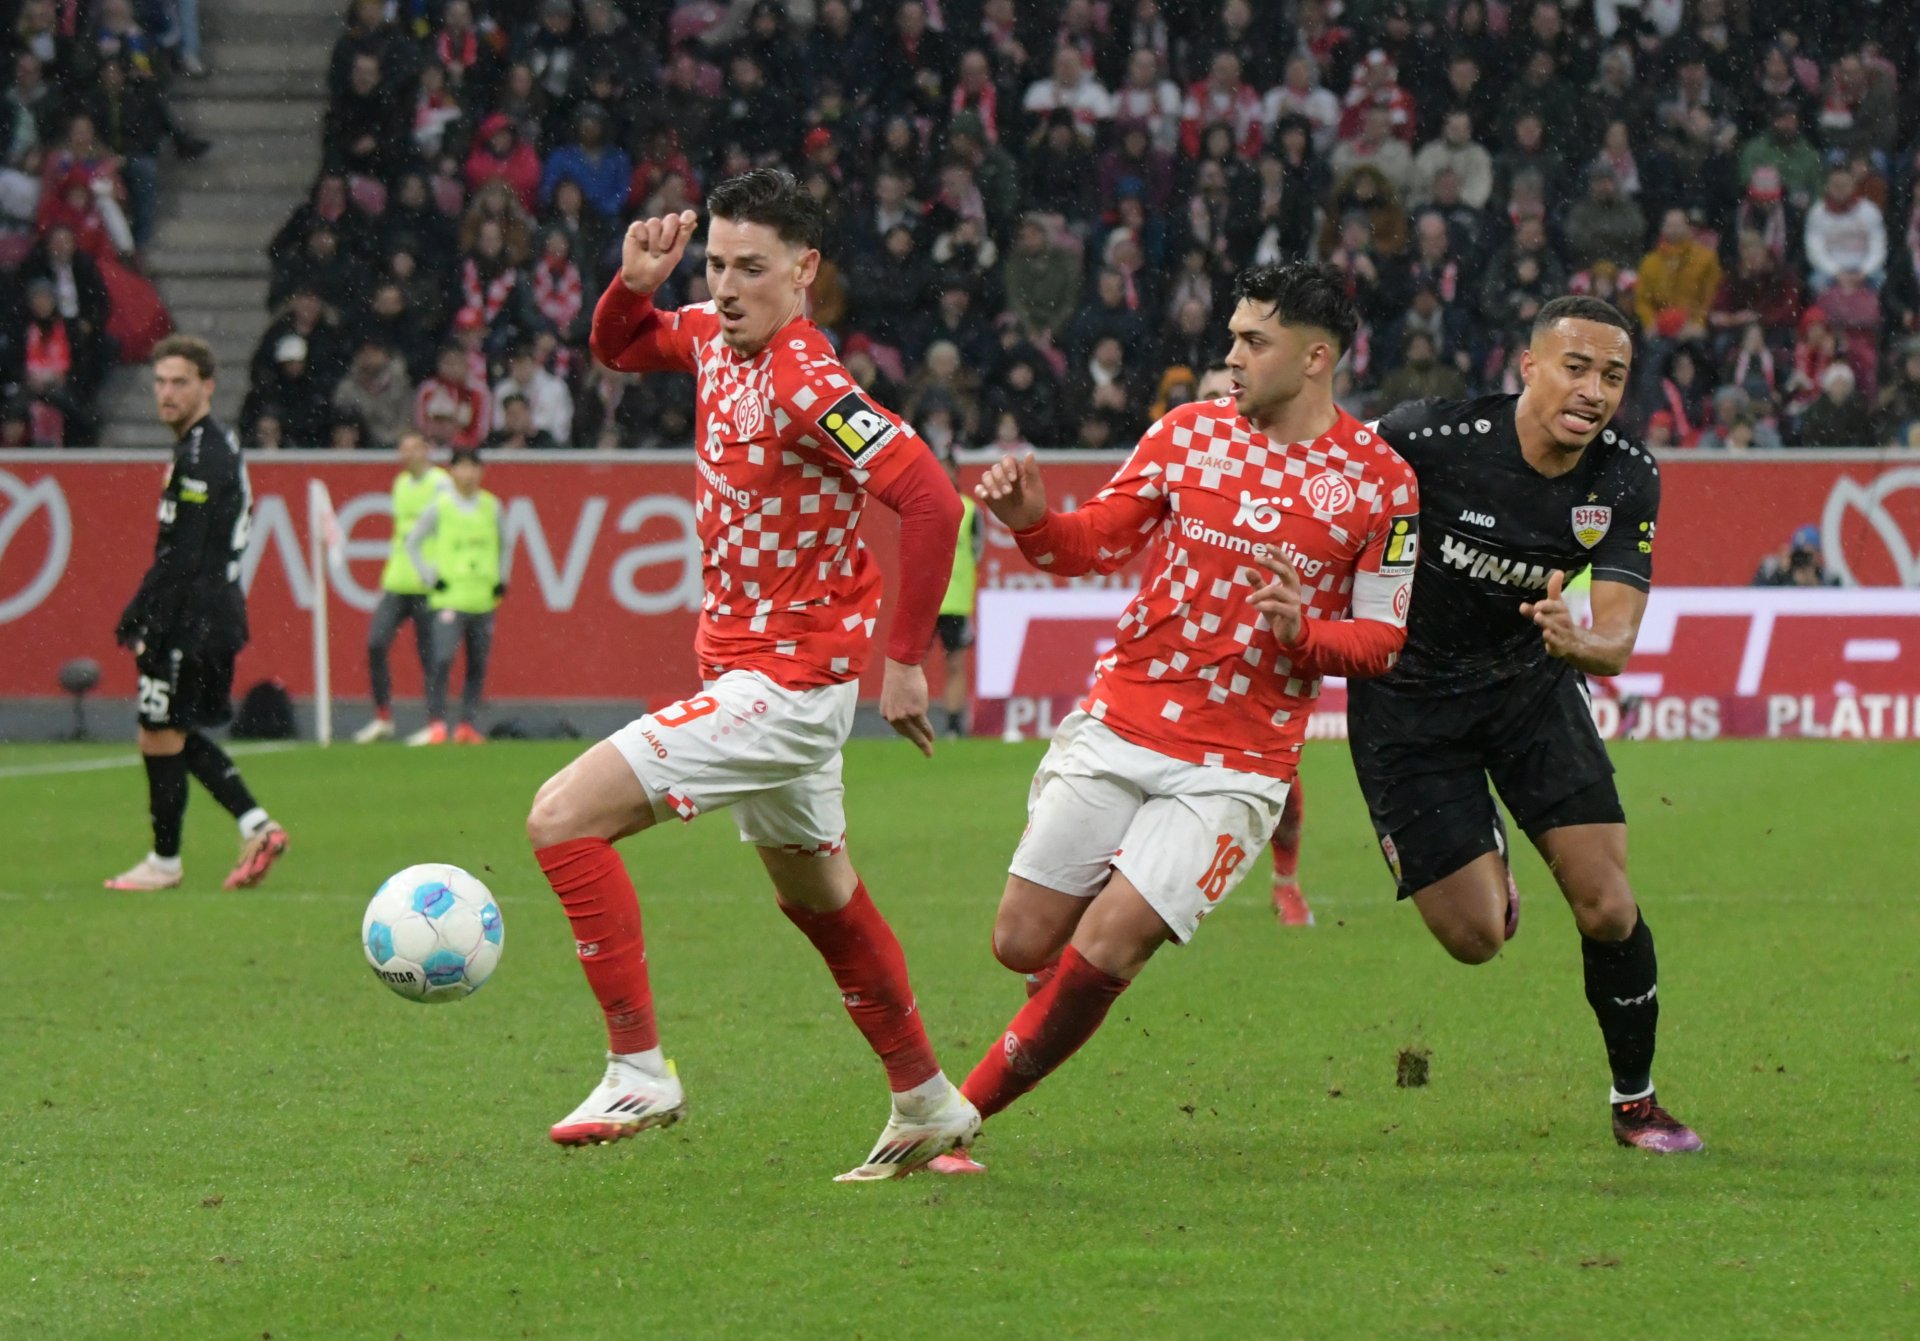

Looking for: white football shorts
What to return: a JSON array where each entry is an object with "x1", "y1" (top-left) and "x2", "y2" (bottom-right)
[
  {"x1": 608, "y1": 669, "x2": 858, "y2": 855},
  {"x1": 1008, "y1": 710, "x2": 1291, "y2": 943}
]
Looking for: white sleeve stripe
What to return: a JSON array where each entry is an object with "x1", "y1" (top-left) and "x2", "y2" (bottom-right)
[{"x1": 1351, "y1": 569, "x2": 1411, "y2": 628}]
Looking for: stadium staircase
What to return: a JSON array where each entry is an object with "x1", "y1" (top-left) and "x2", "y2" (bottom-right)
[{"x1": 98, "y1": 0, "x2": 334, "y2": 447}]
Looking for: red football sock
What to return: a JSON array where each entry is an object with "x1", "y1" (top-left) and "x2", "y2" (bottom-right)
[
  {"x1": 1271, "y1": 778, "x2": 1304, "y2": 881},
  {"x1": 961, "y1": 945, "x2": 1131, "y2": 1119},
  {"x1": 536, "y1": 838, "x2": 658, "y2": 1054},
  {"x1": 780, "y1": 881, "x2": 941, "y2": 1092},
  {"x1": 1024, "y1": 958, "x2": 1059, "y2": 998}
]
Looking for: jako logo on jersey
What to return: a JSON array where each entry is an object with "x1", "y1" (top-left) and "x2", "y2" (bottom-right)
[
  {"x1": 1304, "y1": 471, "x2": 1357, "y2": 514},
  {"x1": 819, "y1": 391, "x2": 898, "y2": 467},
  {"x1": 1458, "y1": 509, "x2": 1496, "y2": 527},
  {"x1": 1437, "y1": 533, "x2": 1555, "y2": 589},
  {"x1": 1572, "y1": 505, "x2": 1612, "y2": 548},
  {"x1": 1233, "y1": 491, "x2": 1284, "y2": 532}
]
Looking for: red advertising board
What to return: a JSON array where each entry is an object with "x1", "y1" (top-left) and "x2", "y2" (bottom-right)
[
  {"x1": 2, "y1": 450, "x2": 1917, "y2": 711},
  {"x1": 972, "y1": 585, "x2": 1920, "y2": 741}
]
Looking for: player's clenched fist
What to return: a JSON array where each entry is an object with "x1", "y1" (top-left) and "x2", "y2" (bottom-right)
[
  {"x1": 1249, "y1": 548, "x2": 1306, "y2": 645},
  {"x1": 620, "y1": 209, "x2": 700, "y2": 295},
  {"x1": 1519, "y1": 569, "x2": 1579, "y2": 661},
  {"x1": 974, "y1": 452, "x2": 1047, "y2": 531}
]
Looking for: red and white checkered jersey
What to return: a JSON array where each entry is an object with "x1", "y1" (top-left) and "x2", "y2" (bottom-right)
[
  {"x1": 1018, "y1": 399, "x2": 1420, "y2": 779},
  {"x1": 595, "y1": 293, "x2": 928, "y2": 690}
]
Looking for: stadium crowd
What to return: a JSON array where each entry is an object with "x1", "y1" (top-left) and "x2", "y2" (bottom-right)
[
  {"x1": 0, "y1": 0, "x2": 206, "y2": 445},
  {"x1": 227, "y1": 0, "x2": 1920, "y2": 452}
]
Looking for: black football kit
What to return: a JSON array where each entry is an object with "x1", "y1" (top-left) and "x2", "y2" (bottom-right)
[
  {"x1": 1349, "y1": 393, "x2": 1660, "y2": 895},
  {"x1": 116, "y1": 414, "x2": 252, "y2": 730}
]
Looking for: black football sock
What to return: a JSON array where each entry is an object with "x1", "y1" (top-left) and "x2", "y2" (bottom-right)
[
  {"x1": 182, "y1": 731, "x2": 259, "y2": 822},
  {"x1": 143, "y1": 752, "x2": 189, "y2": 859},
  {"x1": 1582, "y1": 912, "x2": 1659, "y2": 1098}
]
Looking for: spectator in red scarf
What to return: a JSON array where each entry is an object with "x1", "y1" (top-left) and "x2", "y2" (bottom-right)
[
  {"x1": 526, "y1": 226, "x2": 584, "y2": 345},
  {"x1": 414, "y1": 344, "x2": 490, "y2": 448},
  {"x1": 1178, "y1": 50, "x2": 1262, "y2": 159}
]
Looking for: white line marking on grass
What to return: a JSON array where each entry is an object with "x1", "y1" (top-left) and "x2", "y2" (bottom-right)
[{"x1": 0, "y1": 742, "x2": 302, "y2": 780}]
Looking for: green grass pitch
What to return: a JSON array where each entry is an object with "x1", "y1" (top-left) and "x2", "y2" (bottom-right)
[{"x1": 2, "y1": 737, "x2": 1916, "y2": 1340}]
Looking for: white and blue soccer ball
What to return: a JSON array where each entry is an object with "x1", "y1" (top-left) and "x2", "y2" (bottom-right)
[{"x1": 362, "y1": 863, "x2": 504, "y2": 1003}]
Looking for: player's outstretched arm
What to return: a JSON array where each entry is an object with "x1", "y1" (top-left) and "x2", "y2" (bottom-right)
[
  {"x1": 1520, "y1": 572, "x2": 1647, "y2": 676},
  {"x1": 866, "y1": 439, "x2": 965, "y2": 759},
  {"x1": 975, "y1": 452, "x2": 1047, "y2": 531},
  {"x1": 588, "y1": 209, "x2": 703, "y2": 372},
  {"x1": 977, "y1": 449, "x2": 1164, "y2": 577},
  {"x1": 618, "y1": 210, "x2": 699, "y2": 295}
]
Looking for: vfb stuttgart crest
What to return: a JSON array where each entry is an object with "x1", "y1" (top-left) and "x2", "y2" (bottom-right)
[{"x1": 1571, "y1": 504, "x2": 1612, "y2": 548}]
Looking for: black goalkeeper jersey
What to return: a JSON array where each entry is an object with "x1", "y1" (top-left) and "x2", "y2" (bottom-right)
[
  {"x1": 116, "y1": 415, "x2": 252, "y2": 657},
  {"x1": 1369, "y1": 394, "x2": 1660, "y2": 690}
]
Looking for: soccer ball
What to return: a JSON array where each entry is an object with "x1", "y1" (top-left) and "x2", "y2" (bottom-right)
[{"x1": 362, "y1": 863, "x2": 504, "y2": 1003}]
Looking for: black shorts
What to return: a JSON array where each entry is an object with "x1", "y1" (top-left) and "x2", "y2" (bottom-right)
[
  {"x1": 1348, "y1": 666, "x2": 1625, "y2": 898},
  {"x1": 134, "y1": 644, "x2": 235, "y2": 731},
  {"x1": 934, "y1": 613, "x2": 974, "y2": 653}
]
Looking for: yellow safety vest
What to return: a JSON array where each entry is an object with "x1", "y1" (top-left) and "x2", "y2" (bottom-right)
[
  {"x1": 941, "y1": 496, "x2": 979, "y2": 617},
  {"x1": 428, "y1": 491, "x2": 502, "y2": 615},
  {"x1": 381, "y1": 466, "x2": 451, "y2": 595}
]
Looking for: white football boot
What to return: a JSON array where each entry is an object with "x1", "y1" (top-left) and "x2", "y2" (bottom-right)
[
  {"x1": 352, "y1": 716, "x2": 395, "y2": 743},
  {"x1": 835, "y1": 1081, "x2": 982, "y2": 1182},
  {"x1": 104, "y1": 854, "x2": 183, "y2": 891},
  {"x1": 548, "y1": 1054, "x2": 686, "y2": 1147}
]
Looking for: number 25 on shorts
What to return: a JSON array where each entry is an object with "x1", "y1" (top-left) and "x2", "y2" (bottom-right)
[
  {"x1": 1197, "y1": 834, "x2": 1247, "y2": 904},
  {"x1": 137, "y1": 675, "x2": 171, "y2": 721}
]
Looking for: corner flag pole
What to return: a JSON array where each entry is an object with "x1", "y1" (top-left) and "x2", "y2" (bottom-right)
[{"x1": 307, "y1": 479, "x2": 344, "y2": 746}]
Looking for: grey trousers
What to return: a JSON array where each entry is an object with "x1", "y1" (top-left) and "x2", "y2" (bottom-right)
[
  {"x1": 426, "y1": 609, "x2": 494, "y2": 727},
  {"x1": 367, "y1": 591, "x2": 433, "y2": 711}
]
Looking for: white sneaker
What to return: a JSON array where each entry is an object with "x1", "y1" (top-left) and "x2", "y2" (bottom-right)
[
  {"x1": 353, "y1": 717, "x2": 394, "y2": 743},
  {"x1": 105, "y1": 855, "x2": 182, "y2": 891},
  {"x1": 405, "y1": 722, "x2": 448, "y2": 746},
  {"x1": 835, "y1": 1082, "x2": 982, "y2": 1182},
  {"x1": 548, "y1": 1054, "x2": 686, "y2": 1147}
]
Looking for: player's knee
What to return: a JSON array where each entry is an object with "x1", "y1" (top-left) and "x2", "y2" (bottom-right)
[
  {"x1": 990, "y1": 924, "x2": 1058, "y2": 975},
  {"x1": 1435, "y1": 918, "x2": 1504, "y2": 965},
  {"x1": 525, "y1": 777, "x2": 578, "y2": 850},
  {"x1": 1571, "y1": 886, "x2": 1637, "y2": 942}
]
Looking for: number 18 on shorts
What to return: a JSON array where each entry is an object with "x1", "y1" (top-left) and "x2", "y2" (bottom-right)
[{"x1": 1008, "y1": 712, "x2": 1289, "y2": 942}]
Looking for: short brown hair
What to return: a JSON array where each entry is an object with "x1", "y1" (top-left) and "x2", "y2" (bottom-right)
[{"x1": 152, "y1": 334, "x2": 216, "y2": 380}]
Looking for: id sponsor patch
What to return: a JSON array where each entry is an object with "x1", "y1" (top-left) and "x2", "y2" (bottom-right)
[
  {"x1": 818, "y1": 392, "x2": 899, "y2": 467},
  {"x1": 1572, "y1": 505, "x2": 1612, "y2": 548},
  {"x1": 1381, "y1": 513, "x2": 1420, "y2": 573}
]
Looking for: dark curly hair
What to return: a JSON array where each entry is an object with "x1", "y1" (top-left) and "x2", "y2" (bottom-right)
[
  {"x1": 1231, "y1": 261, "x2": 1360, "y2": 356},
  {"x1": 706, "y1": 168, "x2": 825, "y2": 252},
  {"x1": 1531, "y1": 295, "x2": 1634, "y2": 341}
]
